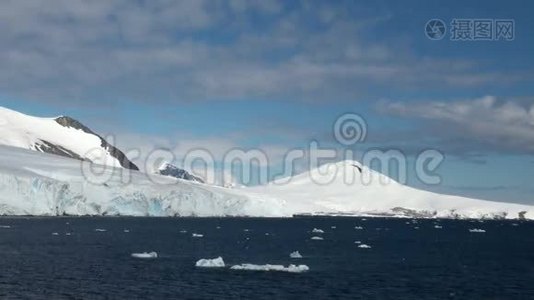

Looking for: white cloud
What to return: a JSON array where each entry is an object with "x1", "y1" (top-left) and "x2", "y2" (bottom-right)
[
  {"x1": 379, "y1": 96, "x2": 534, "y2": 153},
  {"x1": 0, "y1": 0, "x2": 528, "y2": 104}
]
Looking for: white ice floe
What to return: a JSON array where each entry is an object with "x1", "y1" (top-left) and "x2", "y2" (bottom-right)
[
  {"x1": 180, "y1": 230, "x2": 187, "y2": 233},
  {"x1": 95, "y1": 229, "x2": 106, "y2": 232},
  {"x1": 289, "y1": 251, "x2": 303, "y2": 259},
  {"x1": 230, "y1": 264, "x2": 309, "y2": 273},
  {"x1": 123, "y1": 229, "x2": 130, "y2": 233},
  {"x1": 414, "y1": 227, "x2": 419, "y2": 230},
  {"x1": 0, "y1": 225, "x2": 11, "y2": 228},
  {"x1": 469, "y1": 228, "x2": 486, "y2": 233},
  {"x1": 358, "y1": 244, "x2": 372, "y2": 249},
  {"x1": 51, "y1": 232, "x2": 59, "y2": 236},
  {"x1": 310, "y1": 236, "x2": 323, "y2": 240},
  {"x1": 354, "y1": 226, "x2": 364, "y2": 230},
  {"x1": 131, "y1": 252, "x2": 158, "y2": 259},
  {"x1": 354, "y1": 241, "x2": 362, "y2": 244},
  {"x1": 192, "y1": 233, "x2": 204, "y2": 238},
  {"x1": 434, "y1": 225, "x2": 443, "y2": 229},
  {"x1": 311, "y1": 228, "x2": 324, "y2": 233},
  {"x1": 331, "y1": 226, "x2": 336, "y2": 229},
  {"x1": 195, "y1": 257, "x2": 225, "y2": 268},
  {"x1": 243, "y1": 229, "x2": 250, "y2": 232},
  {"x1": 65, "y1": 232, "x2": 71, "y2": 236}
]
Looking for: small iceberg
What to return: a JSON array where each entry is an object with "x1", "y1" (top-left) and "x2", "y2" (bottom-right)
[
  {"x1": 51, "y1": 232, "x2": 59, "y2": 236},
  {"x1": 331, "y1": 226, "x2": 336, "y2": 229},
  {"x1": 0, "y1": 225, "x2": 11, "y2": 229},
  {"x1": 230, "y1": 264, "x2": 309, "y2": 273},
  {"x1": 311, "y1": 228, "x2": 324, "y2": 234},
  {"x1": 354, "y1": 226, "x2": 364, "y2": 230},
  {"x1": 354, "y1": 241, "x2": 362, "y2": 244},
  {"x1": 95, "y1": 229, "x2": 107, "y2": 232},
  {"x1": 358, "y1": 244, "x2": 372, "y2": 249},
  {"x1": 195, "y1": 257, "x2": 225, "y2": 268},
  {"x1": 179, "y1": 230, "x2": 187, "y2": 233},
  {"x1": 123, "y1": 229, "x2": 130, "y2": 233},
  {"x1": 131, "y1": 252, "x2": 158, "y2": 259},
  {"x1": 192, "y1": 233, "x2": 204, "y2": 238},
  {"x1": 65, "y1": 233, "x2": 72, "y2": 236},
  {"x1": 434, "y1": 225, "x2": 443, "y2": 229},
  {"x1": 289, "y1": 251, "x2": 303, "y2": 259},
  {"x1": 310, "y1": 236, "x2": 323, "y2": 240},
  {"x1": 243, "y1": 229, "x2": 250, "y2": 232},
  {"x1": 469, "y1": 228, "x2": 486, "y2": 233}
]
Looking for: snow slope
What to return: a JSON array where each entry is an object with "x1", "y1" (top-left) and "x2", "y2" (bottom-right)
[
  {"x1": 0, "y1": 106, "x2": 138, "y2": 170},
  {"x1": 248, "y1": 161, "x2": 534, "y2": 220},
  {"x1": 0, "y1": 145, "x2": 285, "y2": 217}
]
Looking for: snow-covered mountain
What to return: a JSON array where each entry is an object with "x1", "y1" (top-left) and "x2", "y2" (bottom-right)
[
  {"x1": 156, "y1": 161, "x2": 205, "y2": 183},
  {"x1": 0, "y1": 106, "x2": 532, "y2": 219},
  {"x1": 0, "y1": 106, "x2": 138, "y2": 170},
  {"x1": 247, "y1": 161, "x2": 534, "y2": 220}
]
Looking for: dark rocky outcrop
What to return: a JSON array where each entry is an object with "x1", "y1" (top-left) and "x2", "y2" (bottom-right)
[
  {"x1": 157, "y1": 162, "x2": 204, "y2": 183},
  {"x1": 53, "y1": 116, "x2": 139, "y2": 170}
]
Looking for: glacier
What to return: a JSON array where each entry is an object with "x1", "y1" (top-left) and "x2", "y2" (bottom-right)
[{"x1": 0, "y1": 145, "x2": 286, "y2": 217}]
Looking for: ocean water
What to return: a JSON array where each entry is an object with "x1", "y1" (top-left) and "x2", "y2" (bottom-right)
[{"x1": 0, "y1": 217, "x2": 533, "y2": 299}]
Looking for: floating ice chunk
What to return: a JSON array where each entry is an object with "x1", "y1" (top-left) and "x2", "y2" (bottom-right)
[
  {"x1": 123, "y1": 229, "x2": 130, "y2": 233},
  {"x1": 469, "y1": 228, "x2": 486, "y2": 233},
  {"x1": 511, "y1": 223, "x2": 519, "y2": 226},
  {"x1": 243, "y1": 229, "x2": 250, "y2": 232},
  {"x1": 331, "y1": 226, "x2": 336, "y2": 229},
  {"x1": 180, "y1": 230, "x2": 187, "y2": 233},
  {"x1": 195, "y1": 257, "x2": 225, "y2": 268},
  {"x1": 312, "y1": 228, "x2": 324, "y2": 233},
  {"x1": 192, "y1": 233, "x2": 204, "y2": 238},
  {"x1": 310, "y1": 236, "x2": 323, "y2": 240},
  {"x1": 290, "y1": 251, "x2": 302, "y2": 259},
  {"x1": 358, "y1": 244, "x2": 372, "y2": 249},
  {"x1": 65, "y1": 233, "x2": 71, "y2": 236},
  {"x1": 414, "y1": 227, "x2": 419, "y2": 230},
  {"x1": 95, "y1": 229, "x2": 107, "y2": 232},
  {"x1": 354, "y1": 226, "x2": 364, "y2": 230},
  {"x1": 131, "y1": 252, "x2": 158, "y2": 259},
  {"x1": 434, "y1": 225, "x2": 443, "y2": 229},
  {"x1": 0, "y1": 225, "x2": 11, "y2": 228},
  {"x1": 265, "y1": 233, "x2": 270, "y2": 236},
  {"x1": 230, "y1": 264, "x2": 309, "y2": 273},
  {"x1": 216, "y1": 226, "x2": 221, "y2": 229},
  {"x1": 354, "y1": 241, "x2": 362, "y2": 244},
  {"x1": 51, "y1": 232, "x2": 59, "y2": 236}
]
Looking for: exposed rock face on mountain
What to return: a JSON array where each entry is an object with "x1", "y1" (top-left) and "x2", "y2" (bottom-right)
[
  {"x1": 0, "y1": 106, "x2": 138, "y2": 170},
  {"x1": 156, "y1": 162, "x2": 205, "y2": 183},
  {"x1": 54, "y1": 116, "x2": 139, "y2": 170}
]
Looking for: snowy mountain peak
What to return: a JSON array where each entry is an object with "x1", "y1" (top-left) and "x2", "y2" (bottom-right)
[
  {"x1": 0, "y1": 106, "x2": 139, "y2": 170},
  {"x1": 156, "y1": 161, "x2": 205, "y2": 183}
]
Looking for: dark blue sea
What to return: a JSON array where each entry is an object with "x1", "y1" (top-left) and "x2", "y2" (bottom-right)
[{"x1": 0, "y1": 217, "x2": 533, "y2": 299}]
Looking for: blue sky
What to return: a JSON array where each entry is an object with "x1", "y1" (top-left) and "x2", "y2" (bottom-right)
[{"x1": 1, "y1": 0, "x2": 533, "y2": 203}]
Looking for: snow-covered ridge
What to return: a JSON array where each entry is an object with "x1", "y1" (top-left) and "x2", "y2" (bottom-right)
[
  {"x1": 0, "y1": 106, "x2": 138, "y2": 170},
  {"x1": 247, "y1": 160, "x2": 534, "y2": 220}
]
